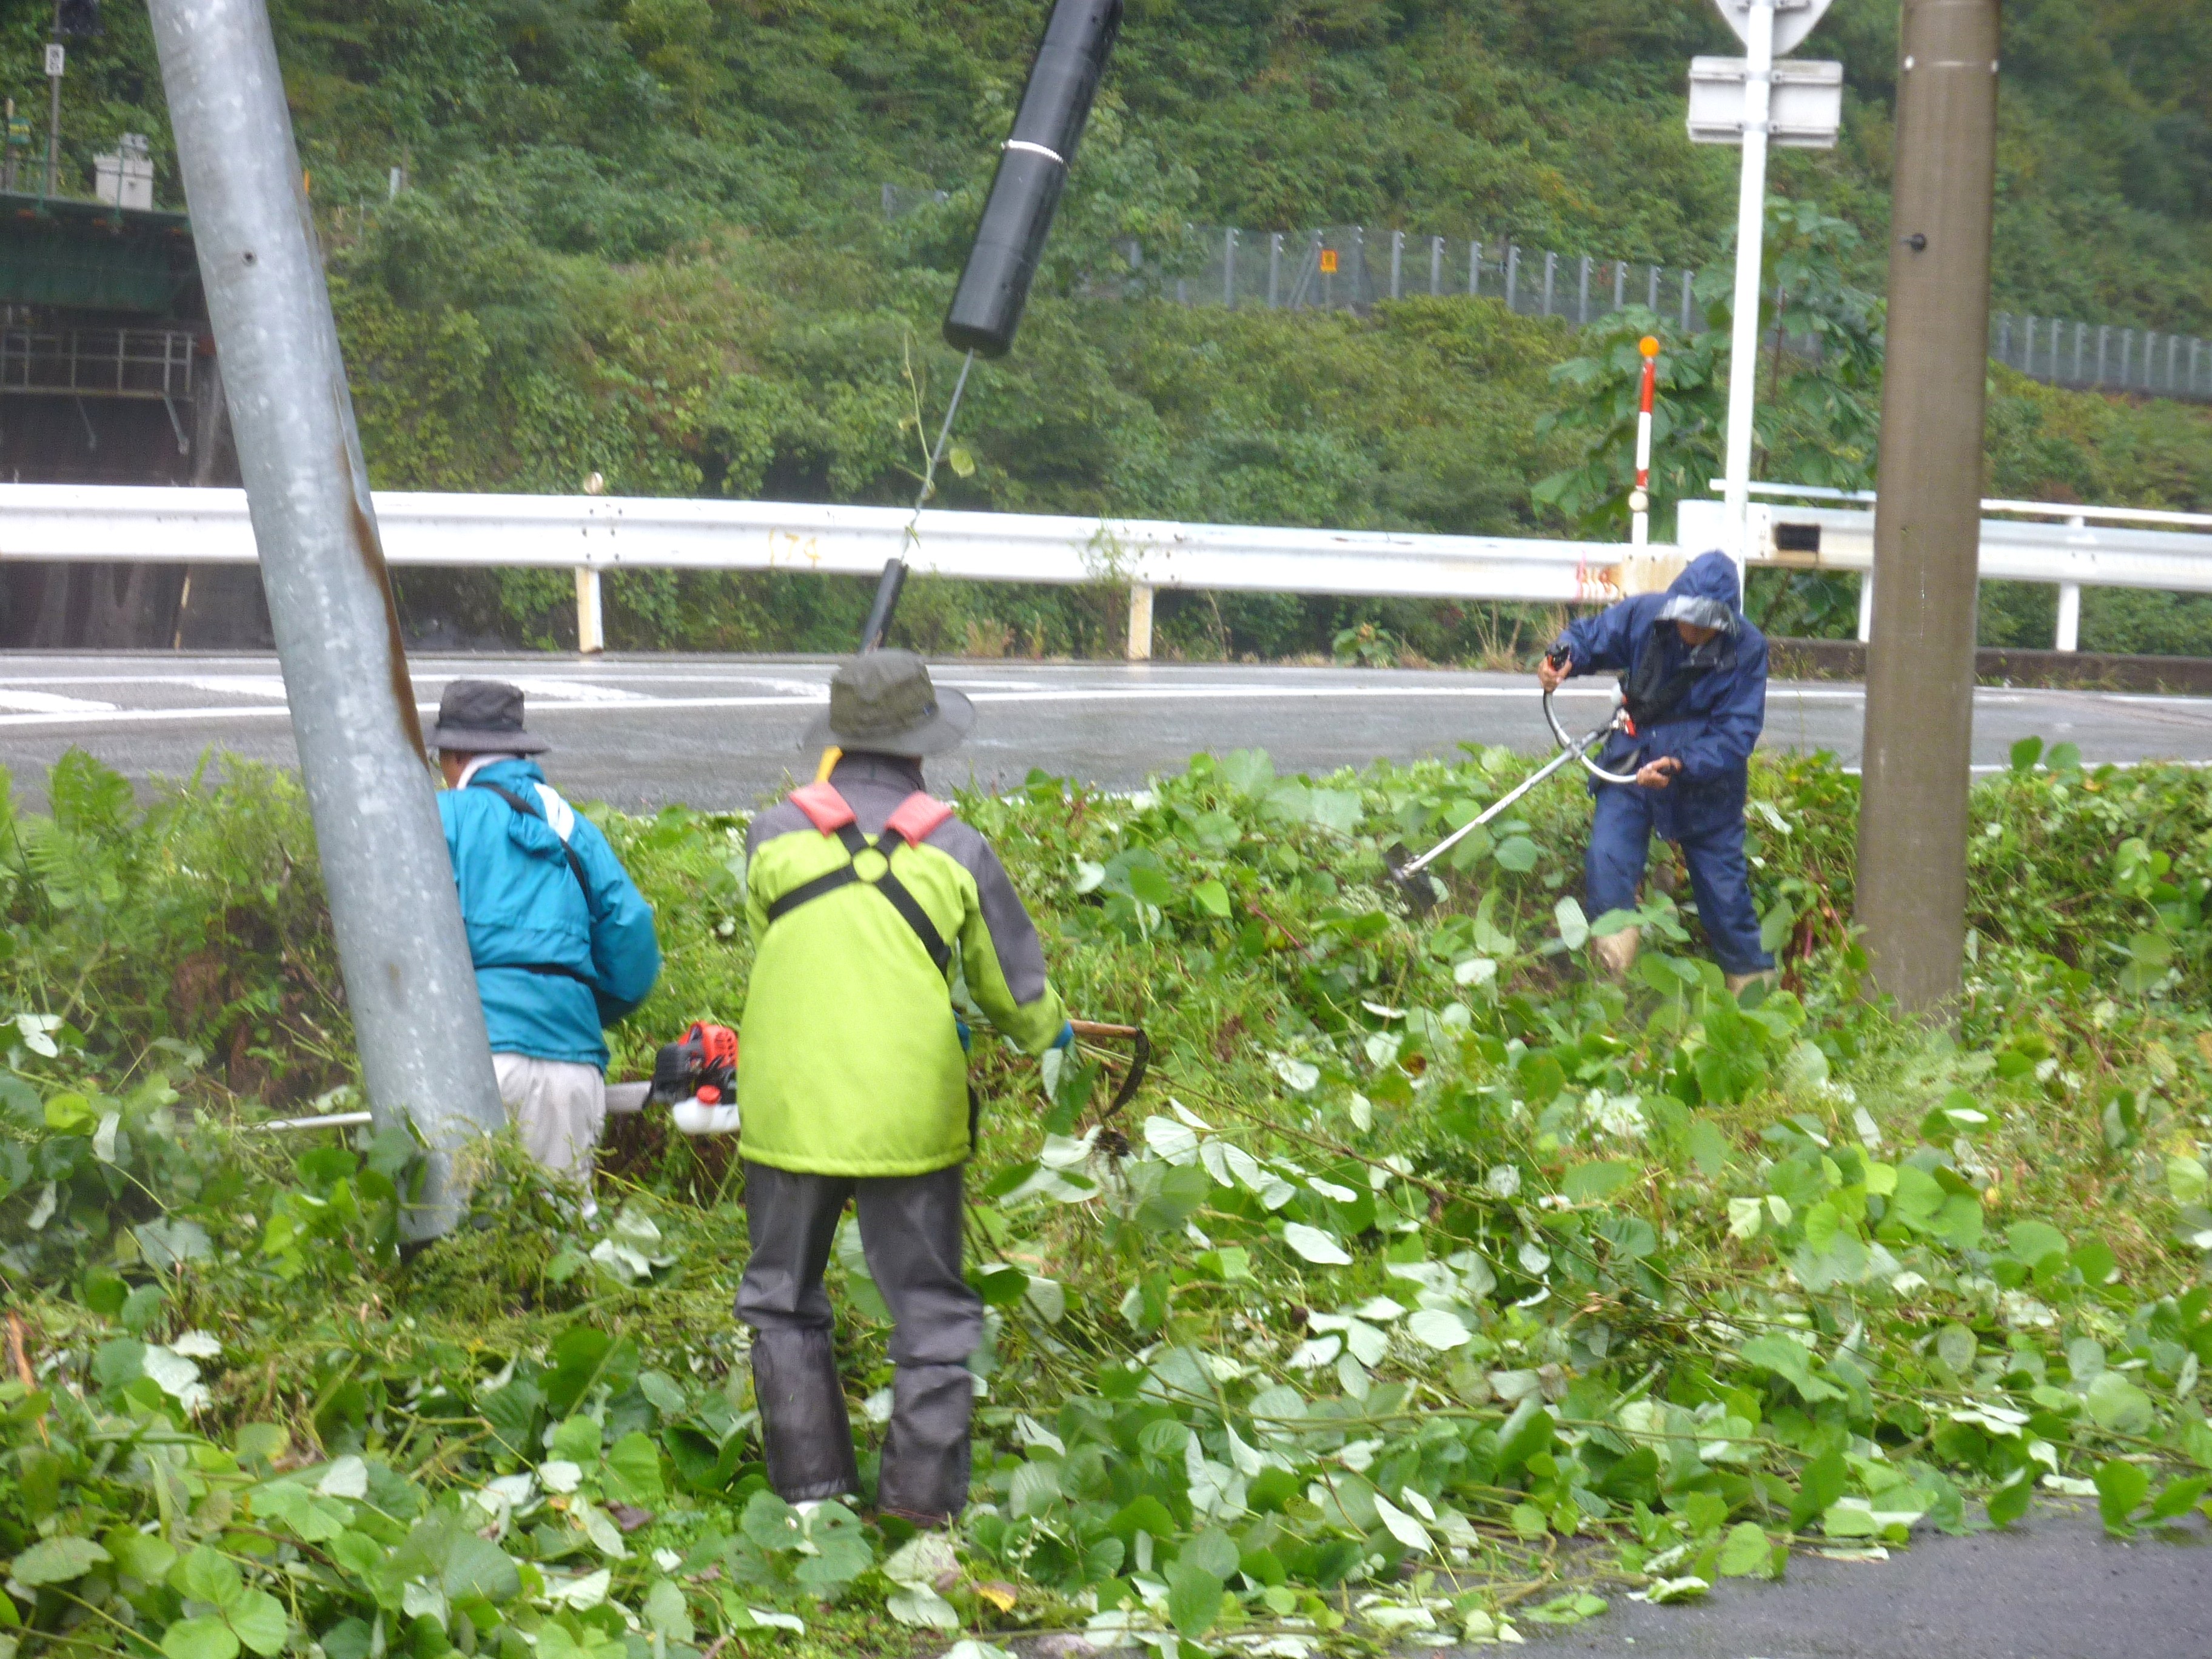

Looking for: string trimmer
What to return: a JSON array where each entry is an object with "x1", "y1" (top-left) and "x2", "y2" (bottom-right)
[{"x1": 1384, "y1": 648, "x2": 1642, "y2": 916}]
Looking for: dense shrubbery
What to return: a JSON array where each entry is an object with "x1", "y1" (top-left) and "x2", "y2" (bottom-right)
[{"x1": 2, "y1": 743, "x2": 2211, "y2": 1655}]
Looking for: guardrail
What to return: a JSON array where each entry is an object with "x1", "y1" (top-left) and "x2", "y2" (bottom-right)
[
  {"x1": 2, "y1": 483, "x2": 2208, "y2": 659},
  {"x1": 1686, "y1": 494, "x2": 2212, "y2": 651}
]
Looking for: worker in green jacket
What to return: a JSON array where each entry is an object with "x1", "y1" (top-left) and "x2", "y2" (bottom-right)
[{"x1": 737, "y1": 649, "x2": 1068, "y2": 1524}]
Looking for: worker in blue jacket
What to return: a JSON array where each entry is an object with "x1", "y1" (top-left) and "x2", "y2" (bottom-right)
[
  {"x1": 431, "y1": 680, "x2": 661, "y2": 1187},
  {"x1": 1539, "y1": 549, "x2": 1774, "y2": 994}
]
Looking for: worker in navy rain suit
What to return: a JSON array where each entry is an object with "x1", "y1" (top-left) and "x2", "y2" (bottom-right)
[
  {"x1": 1539, "y1": 549, "x2": 1775, "y2": 994},
  {"x1": 431, "y1": 680, "x2": 662, "y2": 1191}
]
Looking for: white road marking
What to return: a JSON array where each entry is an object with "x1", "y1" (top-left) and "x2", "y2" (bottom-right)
[
  {"x1": 185, "y1": 676, "x2": 289, "y2": 698},
  {"x1": 501, "y1": 677, "x2": 655, "y2": 704},
  {"x1": 0, "y1": 689, "x2": 119, "y2": 714}
]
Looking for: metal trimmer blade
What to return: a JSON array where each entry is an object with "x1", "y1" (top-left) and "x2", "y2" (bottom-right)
[{"x1": 1384, "y1": 843, "x2": 1447, "y2": 917}]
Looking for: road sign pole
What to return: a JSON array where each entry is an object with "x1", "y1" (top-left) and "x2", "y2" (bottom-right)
[
  {"x1": 1718, "y1": 0, "x2": 1775, "y2": 581},
  {"x1": 146, "y1": 0, "x2": 506, "y2": 1238},
  {"x1": 1631, "y1": 335, "x2": 1659, "y2": 546},
  {"x1": 43, "y1": 38, "x2": 62, "y2": 198},
  {"x1": 1856, "y1": 0, "x2": 2002, "y2": 1013}
]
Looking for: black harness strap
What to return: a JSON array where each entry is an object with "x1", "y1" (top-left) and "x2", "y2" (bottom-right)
[
  {"x1": 1621, "y1": 625, "x2": 1732, "y2": 732},
  {"x1": 471, "y1": 780, "x2": 594, "y2": 908},
  {"x1": 762, "y1": 820, "x2": 954, "y2": 975}
]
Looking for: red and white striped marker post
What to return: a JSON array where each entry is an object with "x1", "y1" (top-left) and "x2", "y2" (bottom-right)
[{"x1": 1630, "y1": 334, "x2": 1660, "y2": 546}]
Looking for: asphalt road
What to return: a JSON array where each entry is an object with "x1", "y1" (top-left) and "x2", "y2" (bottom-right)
[
  {"x1": 1, "y1": 653, "x2": 2210, "y2": 812},
  {"x1": 1512, "y1": 1508, "x2": 2211, "y2": 1659}
]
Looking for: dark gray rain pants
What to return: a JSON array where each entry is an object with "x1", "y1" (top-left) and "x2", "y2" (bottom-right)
[{"x1": 736, "y1": 1159, "x2": 981, "y2": 1518}]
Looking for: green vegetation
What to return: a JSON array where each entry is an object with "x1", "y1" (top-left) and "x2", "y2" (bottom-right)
[
  {"x1": 3, "y1": 740, "x2": 2212, "y2": 1656},
  {"x1": 6, "y1": 0, "x2": 2212, "y2": 657}
]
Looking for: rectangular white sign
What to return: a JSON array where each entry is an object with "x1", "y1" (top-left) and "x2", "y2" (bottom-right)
[{"x1": 1687, "y1": 56, "x2": 1843, "y2": 148}]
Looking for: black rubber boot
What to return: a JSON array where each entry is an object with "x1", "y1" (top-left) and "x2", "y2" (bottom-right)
[
  {"x1": 876, "y1": 1361, "x2": 973, "y2": 1523},
  {"x1": 751, "y1": 1329, "x2": 859, "y2": 1502}
]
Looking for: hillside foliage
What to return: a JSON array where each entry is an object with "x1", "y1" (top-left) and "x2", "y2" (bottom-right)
[{"x1": 5, "y1": 0, "x2": 2212, "y2": 657}]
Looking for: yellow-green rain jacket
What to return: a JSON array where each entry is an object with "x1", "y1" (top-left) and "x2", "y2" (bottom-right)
[{"x1": 738, "y1": 754, "x2": 1066, "y2": 1176}]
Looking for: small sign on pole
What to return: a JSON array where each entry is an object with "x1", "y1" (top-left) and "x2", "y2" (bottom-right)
[
  {"x1": 1319, "y1": 247, "x2": 1338, "y2": 274},
  {"x1": 1688, "y1": 57, "x2": 1843, "y2": 147},
  {"x1": 45, "y1": 43, "x2": 65, "y2": 76}
]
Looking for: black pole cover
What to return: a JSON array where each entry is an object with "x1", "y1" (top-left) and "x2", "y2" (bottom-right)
[{"x1": 942, "y1": 0, "x2": 1123, "y2": 358}]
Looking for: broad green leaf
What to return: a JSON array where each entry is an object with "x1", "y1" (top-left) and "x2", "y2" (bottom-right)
[
  {"x1": 2095, "y1": 1460, "x2": 2150, "y2": 1535},
  {"x1": 1740, "y1": 1334, "x2": 1841, "y2": 1403},
  {"x1": 226, "y1": 1590, "x2": 290, "y2": 1657},
  {"x1": 1716, "y1": 1521, "x2": 1770, "y2": 1577},
  {"x1": 1191, "y1": 878, "x2": 1232, "y2": 918},
  {"x1": 1562, "y1": 1160, "x2": 1632, "y2": 1202},
  {"x1": 1164, "y1": 1560, "x2": 1224, "y2": 1638},
  {"x1": 550, "y1": 1415, "x2": 602, "y2": 1465},
  {"x1": 104, "y1": 1529, "x2": 176, "y2": 1584},
  {"x1": 177, "y1": 1545, "x2": 244, "y2": 1609},
  {"x1": 1986, "y1": 1472, "x2": 2033, "y2": 1529},
  {"x1": 1553, "y1": 896, "x2": 1589, "y2": 949},
  {"x1": 441, "y1": 1535, "x2": 521, "y2": 1604},
  {"x1": 2084, "y1": 1371, "x2": 2156, "y2": 1435},
  {"x1": 643, "y1": 1580, "x2": 692, "y2": 1643},
  {"x1": 602, "y1": 1432, "x2": 663, "y2": 1505},
  {"x1": 12, "y1": 1537, "x2": 109, "y2": 1586},
  {"x1": 1492, "y1": 835, "x2": 1538, "y2": 873},
  {"x1": 162, "y1": 1618, "x2": 240, "y2": 1659}
]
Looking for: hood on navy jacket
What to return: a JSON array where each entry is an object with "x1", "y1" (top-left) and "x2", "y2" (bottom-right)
[{"x1": 1552, "y1": 549, "x2": 1768, "y2": 787}]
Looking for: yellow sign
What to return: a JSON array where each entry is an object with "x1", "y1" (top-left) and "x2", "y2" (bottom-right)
[{"x1": 1318, "y1": 249, "x2": 1339, "y2": 274}]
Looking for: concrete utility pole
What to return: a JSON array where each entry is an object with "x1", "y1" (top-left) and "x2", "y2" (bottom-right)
[
  {"x1": 1855, "y1": 0, "x2": 2001, "y2": 1012},
  {"x1": 146, "y1": 0, "x2": 506, "y2": 1239}
]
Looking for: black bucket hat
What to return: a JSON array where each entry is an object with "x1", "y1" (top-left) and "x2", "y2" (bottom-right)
[
  {"x1": 426, "y1": 680, "x2": 549, "y2": 755},
  {"x1": 802, "y1": 650, "x2": 974, "y2": 758}
]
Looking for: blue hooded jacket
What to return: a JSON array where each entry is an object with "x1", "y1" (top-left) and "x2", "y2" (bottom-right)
[
  {"x1": 1553, "y1": 551, "x2": 1768, "y2": 826},
  {"x1": 437, "y1": 757, "x2": 662, "y2": 1068}
]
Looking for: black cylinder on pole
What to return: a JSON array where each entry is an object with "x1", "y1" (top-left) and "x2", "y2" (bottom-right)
[{"x1": 942, "y1": 0, "x2": 1123, "y2": 358}]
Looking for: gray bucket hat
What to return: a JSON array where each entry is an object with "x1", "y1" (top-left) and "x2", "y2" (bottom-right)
[
  {"x1": 426, "y1": 679, "x2": 549, "y2": 754},
  {"x1": 802, "y1": 649, "x2": 974, "y2": 757}
]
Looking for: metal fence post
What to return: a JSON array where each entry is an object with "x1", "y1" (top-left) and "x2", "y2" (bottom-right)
[
  {"x1": 1680, "y1": 269, "x2": 1695, "y2": 333},
  {"x1": 2023, "y1": 314, "x2": 2036, "y2": 377},
  {"x1": 1505, "y1": 244, "x2": 1519, "y2": 309},
  {"x1": 1269, "y1": 232, "x2": 1281, "y2": 308},
  {"x1": 1542, "y1": 250, "x2": 1557, "y2": 316},
  {"x1": 2096, "y1": 324, "x2": 2108, "y2": 386},
  {"x1": 147, "y1": 0, "x2": 504, "y2": 1241},
  {"x1": 1352, "y1": 226, "x2": 1365, "y2": 308},
  {"x1": 2168, "y1": 333, "x2": 2179, "y2": 392},
  {"x1": 1125, "y1": 580, "x2": 1153, "y2": 661},
  {"x1": 1389, "y1": 229, "x2": 1403, "y2": 300},
  {"x1": 1469, "y1": 240, "x2": 1481, "y2": 297},
  {"x1": 1613, "y1": 260, "x2": 1626, "y2": 312},
  {"x1": 1430, "y1": 235, "x2": 1443, "y2": 296},
  {"x1": 1577, "y1": 254, "x2": 1590, "y2": 323},
  {"x1": 1996, "y1": 312, "x2": 2010, "y2": 364},
  {"x1": 1223, "y1": 226, "x2": 1236, "y2": 309},
  {"x1": 1646, "y1": 264, "x2": 1659, "y2": 310},
  {"x1": 2193, "y1": 339, "x2": 2202, "y2": 397}
]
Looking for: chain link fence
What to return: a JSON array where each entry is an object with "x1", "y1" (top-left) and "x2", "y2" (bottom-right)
[
  {"x1": 1991, "y1": 312, "x2": 2212, "y2": 401},
  {"x1": 883, "y1": 193, "x2": 2212, "y2": 404}
]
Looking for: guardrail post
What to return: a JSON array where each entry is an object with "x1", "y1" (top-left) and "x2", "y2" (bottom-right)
[
  {"x1": 1125, "y1": 580, "x2": 1153, "y2": 661},
  {"x1": 2055, "y1": 511, "x2": 2086, "y2": 651},
  {"x1": 147, "y1": 0, "x2": 505, "y2": 1242},
  {"x1": 575, "y1": 566, "x2": 605, "y2": 654},
  {"x1": 1856, "y1": 572, "x2": 1874, "y2": 643}
]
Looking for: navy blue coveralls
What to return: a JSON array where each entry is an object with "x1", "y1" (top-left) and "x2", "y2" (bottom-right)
[{"x1": 1552, "y1": 550, "x2": 1774, "y2": 976}]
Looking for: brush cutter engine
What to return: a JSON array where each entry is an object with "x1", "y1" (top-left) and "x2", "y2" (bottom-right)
[{"x1": 651, "y1": 1021, "x2": 742, "y2": 1136}]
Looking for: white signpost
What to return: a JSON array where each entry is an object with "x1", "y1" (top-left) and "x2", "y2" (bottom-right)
[{"x1": 1690, "y1": 0, "x2": 1841, "y2": 579}]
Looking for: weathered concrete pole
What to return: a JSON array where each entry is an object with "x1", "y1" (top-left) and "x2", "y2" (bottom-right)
[
  {"x1": 1855, "y1": 0, "x2": 2002, "y2": 1011},
  {"x1": 146, "y1": 0, "x2": 505, "y2": 1238}
]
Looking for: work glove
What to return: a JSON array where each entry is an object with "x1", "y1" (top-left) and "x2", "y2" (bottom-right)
[
  {"x1": 955, "y1": 1016, "x2": 973, "y2": 1052},
  {"x1": 1052, "y1": 1022, "x2": 1076, "y2": 1051}
]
